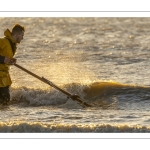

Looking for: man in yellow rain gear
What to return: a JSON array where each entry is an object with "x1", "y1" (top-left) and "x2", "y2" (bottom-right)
[{"x1": 0, "y1": 24, "x2": 25, "y2": 104}]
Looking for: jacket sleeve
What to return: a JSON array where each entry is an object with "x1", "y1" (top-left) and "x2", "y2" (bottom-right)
[{"x1": 0, "y1": 55, "x2": 4, "y2": 64}]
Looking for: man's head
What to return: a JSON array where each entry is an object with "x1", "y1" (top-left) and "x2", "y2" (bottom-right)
[{"x1": 12, "y1": 24, "x2": 25, "y2": 43}]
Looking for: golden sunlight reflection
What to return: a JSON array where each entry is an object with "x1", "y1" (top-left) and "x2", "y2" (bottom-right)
[{"x1": 11, "y1": 61, "x2": 98, "y2": 89}]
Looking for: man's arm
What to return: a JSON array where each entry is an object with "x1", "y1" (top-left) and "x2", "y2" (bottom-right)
[{"x1": 0, "y1": 40, "x2": 16, "y2": 65}]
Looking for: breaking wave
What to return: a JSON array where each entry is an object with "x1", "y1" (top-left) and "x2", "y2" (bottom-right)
[
  {"x1": 0, "y1": 121, "x2": 150, "y2": 133},
  {"x1": 9, "y1": 81, "x2": 150, "y2": 109}
]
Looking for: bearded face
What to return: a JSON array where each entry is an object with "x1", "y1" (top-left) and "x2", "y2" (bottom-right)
[{"x1": 16, "y1": 31, "x2": 24, "y2": 43}]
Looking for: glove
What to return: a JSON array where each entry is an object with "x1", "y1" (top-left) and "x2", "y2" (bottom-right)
[{"x1": 4, "y1": 57, "x2": 17, "y2": 65}]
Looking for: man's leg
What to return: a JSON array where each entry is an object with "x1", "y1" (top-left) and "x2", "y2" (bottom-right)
[{"x1": 0, "y1": 86, "x2": 10, "y2": 105}]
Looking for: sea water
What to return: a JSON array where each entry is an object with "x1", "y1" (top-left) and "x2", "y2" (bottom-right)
[{"x1": 0, "y1": 17, "x2": 150, "y2": 133}]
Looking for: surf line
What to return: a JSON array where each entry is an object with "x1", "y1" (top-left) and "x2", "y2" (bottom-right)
[{"x1": 14, "y1": 64, "x2": 92, "y2": 107}]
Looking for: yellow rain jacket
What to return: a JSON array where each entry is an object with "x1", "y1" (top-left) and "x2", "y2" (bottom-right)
[{"x1": 0, "y1": 29, "x2": 17, "y2": 87}]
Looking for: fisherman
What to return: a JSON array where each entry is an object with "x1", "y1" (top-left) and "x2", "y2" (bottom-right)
[{"x1": 0, "y1": 24, "x2": 25, "y2": 104}]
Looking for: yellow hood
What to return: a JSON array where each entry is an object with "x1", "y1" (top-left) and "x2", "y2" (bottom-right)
[{"x1": 4, "y1": 29, "x2": 15, "y2": 43}]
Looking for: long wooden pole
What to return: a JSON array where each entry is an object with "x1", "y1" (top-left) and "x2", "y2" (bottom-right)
[{"x1": 14, "y1": 64, "x2": 92, "y2": 107}]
